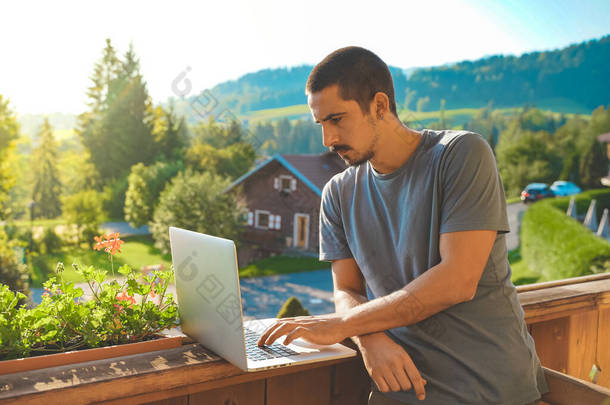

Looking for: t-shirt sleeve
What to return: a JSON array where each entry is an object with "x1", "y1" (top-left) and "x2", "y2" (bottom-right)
[
  {"x1": 439, "y1": 132, "x2": 510, "y2": 234},
  {"x1": 319, "y1": 180, "x2": 353, "y2": 261}
]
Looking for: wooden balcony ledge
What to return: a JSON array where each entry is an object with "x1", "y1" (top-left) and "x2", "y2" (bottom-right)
[{"x1": 1, "y1": 273, "x2": 610, "y2": 405}]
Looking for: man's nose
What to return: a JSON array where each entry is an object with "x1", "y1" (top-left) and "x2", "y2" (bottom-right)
[{"x1": 322, "y1": 125, "x2": 339, "y2": 148}]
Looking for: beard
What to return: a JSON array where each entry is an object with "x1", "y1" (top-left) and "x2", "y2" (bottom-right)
[
  {"x1": 334, "y1": 118, "x2": 379, "y2": 167},
  {"x1": 339, "y1": 149, "x2": 374, "y2": 167}
]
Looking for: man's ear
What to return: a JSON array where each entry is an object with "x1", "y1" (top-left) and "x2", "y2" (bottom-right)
[{"x1": 373, "y1": 92, "x2": 389, "y2": 120}]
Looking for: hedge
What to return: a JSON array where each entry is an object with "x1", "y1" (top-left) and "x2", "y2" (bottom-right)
[
  {"x1": 548, "y1": 188, "x2": 610, "y2": 219},
  {"x1": 521, "y1": 189, "x2": 610, "y2": 281}
]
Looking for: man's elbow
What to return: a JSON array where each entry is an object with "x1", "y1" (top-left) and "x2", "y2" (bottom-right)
[{"x1": 457, "y1": 279, "x2": 478, "y2": 303}]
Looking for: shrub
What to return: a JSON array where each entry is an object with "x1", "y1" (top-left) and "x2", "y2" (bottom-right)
[
  {"x1": 62, "y1": 190, "x2": 104, "y2": 245},
  {"x1": 0, "y1": 228, "x2": 29, "y2": 296},
  {"x1": 521, "y1": 196, "x2": 610, "y2": 281},
  {"x1": 548, "y1": 188, "x2": 610, "y2": 219},
  {"x1": 124, "y1": 161, "x2": 183, "y2": 228},
  {"x1": 150, "y1": 170, "x2": 244, "y2": 254},
  {"x1": 102, "y1": 176, "x2": 129, "y2": 221},
  {"x1": 277, "y1": 296, "x2": 310, "y2": 318},
  {"x1": 40, "y1": 226, "x2": 62, "y2": 254}
]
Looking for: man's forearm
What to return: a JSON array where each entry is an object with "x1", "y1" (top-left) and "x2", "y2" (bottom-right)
[
  {"x1": 340, "y1": 261, "x2": 472, "y2": 338},
  {"x1": 333, "y1": 288, "x2": 379, "y2": 347}
]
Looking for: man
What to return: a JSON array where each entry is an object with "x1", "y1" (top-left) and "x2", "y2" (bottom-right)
[{"x1": 257, "y1": 46, "x2": 548, "y2": 404}]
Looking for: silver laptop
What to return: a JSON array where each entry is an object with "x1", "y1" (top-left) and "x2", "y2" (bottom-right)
[{"x1": 168, "y1": 226, "x2": 356, "y2": 371}]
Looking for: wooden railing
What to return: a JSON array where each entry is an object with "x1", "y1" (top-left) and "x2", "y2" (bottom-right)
[
  {"x1": 1, "y1": 274, "x2": 610, "y2": 405},
  {"x1": 518, "y1": 273, "x2": 610, "y2": 387}
]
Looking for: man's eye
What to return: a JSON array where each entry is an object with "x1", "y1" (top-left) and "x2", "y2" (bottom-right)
[{"x1": 331, "y1": 117, "x2": 342, "y2": 123}]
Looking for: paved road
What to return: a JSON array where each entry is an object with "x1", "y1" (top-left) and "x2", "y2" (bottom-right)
[
  {"x1": 506, "y1": 202, "x2": 528, "y2": 251},
  {"x1": 101, "y1": 222, "x2": 150, "y2": 236}
]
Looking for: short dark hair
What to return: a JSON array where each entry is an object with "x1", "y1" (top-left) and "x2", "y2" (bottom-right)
[{"x1": 306, "y1": 46, "x2": 397, "y2": 116}]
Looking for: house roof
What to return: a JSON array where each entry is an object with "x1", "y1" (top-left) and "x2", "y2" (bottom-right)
[
  {"x1": 598, "y1": 132, "x2": 610, "y2": 143},
  {"x1": 225, "y1": 152, "x2": 346, "y2": 197}
]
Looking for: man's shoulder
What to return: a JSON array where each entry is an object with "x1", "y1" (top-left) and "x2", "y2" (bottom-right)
[
  {"x1": 322, "y1": 164, "x2": 360, "y2": 196},
  {"x1": 427, "y1": 129, "x2": 490, "y2": 161},
  {"x1": 432, "y1": 129, "x2": 484, "y2": 148}
]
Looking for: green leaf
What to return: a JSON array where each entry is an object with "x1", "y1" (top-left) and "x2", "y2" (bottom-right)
[{"x1": 118, "y1": 265, "x2": 132, "y2": 276}]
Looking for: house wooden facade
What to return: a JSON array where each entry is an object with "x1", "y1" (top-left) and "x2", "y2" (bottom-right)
[{"x1": 226, "y1": 152, "x2": 346, "y2": 266}]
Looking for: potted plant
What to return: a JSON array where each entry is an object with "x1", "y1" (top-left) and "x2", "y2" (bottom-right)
[{"x1": 0, "y1": 232, "x2": 182, "y2": 375}]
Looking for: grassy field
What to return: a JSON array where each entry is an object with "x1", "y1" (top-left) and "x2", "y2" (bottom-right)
[
  {"x1": 242, "y1": 103, "x2": 591, "y2": 129},
  {"x1": 30, "y1": 235, "x2": 172, "y2": 287},
  {"x1": 242, "y1": 104, "x2": 311, "y2": 124},
  {"x1": 5, "y1": 218, "x2": 65, "y2": 228},
  {"x1": 239, "y1": 255, "x2": 330, "y2": 278}
]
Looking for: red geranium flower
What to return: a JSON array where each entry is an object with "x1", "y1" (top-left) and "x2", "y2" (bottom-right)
[{"x1": 93, "y1": 232, "x2": 125, "y2": 255}]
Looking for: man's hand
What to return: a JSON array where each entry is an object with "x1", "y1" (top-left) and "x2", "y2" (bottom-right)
[
  {"x1": 358, "y1": 332, "x2": 427, "y2": 400},
  {"x1": 256, "y1": 313, "x2": 348, "y2": 347}
]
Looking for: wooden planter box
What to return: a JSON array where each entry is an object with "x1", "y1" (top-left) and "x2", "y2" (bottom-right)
[{"x1": 0, "y1": 335, "x2": 183, "y2": 375}]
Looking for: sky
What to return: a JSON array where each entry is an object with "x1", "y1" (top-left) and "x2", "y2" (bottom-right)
[{"x1": 1, "y1": 0, "x2": 609, "y2": 115}]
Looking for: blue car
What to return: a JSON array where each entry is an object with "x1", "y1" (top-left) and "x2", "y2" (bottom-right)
[
  {"x1": 520, "y1": 183, "x2": 555, "y2": 203},
  {"x1": 550, "y1": 181, "x2": 582, "y2": 197}
]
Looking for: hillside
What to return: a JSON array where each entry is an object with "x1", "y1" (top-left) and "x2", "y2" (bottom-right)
[{"x1": 172, "y1": 35, "x2": 609, "y2": 123}]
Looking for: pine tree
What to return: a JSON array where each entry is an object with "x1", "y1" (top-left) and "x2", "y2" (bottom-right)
[
  {"x1": 151, "y1": 104, "x2": 188, "y2": 161},
  {"x1": 77, "y1": 39, "x2": 158, "y2": 185},
  {"x1": 0, "y1": 95, "x2": 19, "y2": 218},
  {"x1": 579, "y1": 137, "x2": 608, "y2": 189},
  {"x1": 31, "y1": 118, "x2": 62, "y2": 218}
]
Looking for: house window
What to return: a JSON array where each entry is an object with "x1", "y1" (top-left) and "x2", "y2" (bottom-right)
[
  {"x1": 281, "y1": 176, "x2": 292, "y2": 191},
  {"x1": 275, "y1": 175, "x2": 297, "y2": 193},
  {"x1": 253, "y1": 210, "x2": 281, "y2": 230},
  {"x1": 255, "y1": 210, "x2": 270, "y2": 229}
]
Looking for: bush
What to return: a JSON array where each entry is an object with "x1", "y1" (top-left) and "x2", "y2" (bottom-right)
[
  {"x1": 40, "y1": 226, "x2": 62, "y2": 254},
  {"x1": 548, "y1": 188, "x2": 610, "y2": 220},
  {"x1": 124, "y1": 161, "x2": 183, "y2": 228},
  {"x1": 0, "y1": 228, "x2": 29, "y2": 296},
  {"x1": 102, "y1": 176, "x2": 129, "y2": 221},
  {"x1": 150, "y1": 170, "x2": 244, "y2": 254},
  {"x1": 521, "y1": 195, "x2": 610, "y2": 281},
  {"x1": 277, "y1": 296, "x2": 310, "y2": 318},
  {"x1": 62, "y1": 190, "x2": 104, "y2": 245}
]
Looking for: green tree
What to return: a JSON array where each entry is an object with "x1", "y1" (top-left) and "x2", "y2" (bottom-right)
[
  {"x1": 0, "y1": 95, "x2": 19, "y2": 218},
  {"x1": 579, "y1": 137, "x2": 608, "y2": 188},
  {"x1": 77, "y1": 39, "x2": 159, "y2": 185},
  {"x1": 150, "y1": 170, "x2": 244, "y2": 254},
  {"x1": 151, "y1": 104, "x2": 188, "y2": 161},
  {"x1": 463, "y1": 105, "x2": 507, "y2": 152},
  {"x1": 496, "y1": 130, "x2": 563, "y2": 196},
  {"x1": 186, "y1": 117, "x2": 256, "y2": 179},
  {"x1": 553, "y1": 116, "x2": 588, "y2": 183},
  {"x1": 58, "y1": 149, "x2": 101, "y2": 197},
  {"x1": 0, "y1": 228, "x2": 29, "y2": 295},
  {"x1": 62, "y1": 190, "x2": 104, "y2": 245},
  {"x1": 31, "y1": 118, "x2": 62, "y2": 218},
  {"x1": 101, "y1": 176, "x2": 129, "y2": 221},
  {"x1": 124, "y1": 161, "x2": 183, "y2": 228}
]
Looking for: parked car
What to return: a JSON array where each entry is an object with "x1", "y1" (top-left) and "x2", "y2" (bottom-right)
[
  {"x1": 550, "y1": 181, "x2": 582, "y2": 197},
  {"x1": 520, "y1": 183, "x2": 555, "y2": 203}
]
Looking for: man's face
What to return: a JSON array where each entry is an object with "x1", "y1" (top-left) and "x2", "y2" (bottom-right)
[{"x1": 308, "y1": 84, "x2": 379, "y2": 166}]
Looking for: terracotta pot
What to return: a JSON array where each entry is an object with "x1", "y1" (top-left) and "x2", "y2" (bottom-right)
[{"x1": 0, "y1": 335, "x2": 183, "y2": 375}]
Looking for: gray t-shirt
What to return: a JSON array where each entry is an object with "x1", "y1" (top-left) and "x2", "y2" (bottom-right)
[{"x1": 319, "y1": 129, "x2": 548, "y2": 404}]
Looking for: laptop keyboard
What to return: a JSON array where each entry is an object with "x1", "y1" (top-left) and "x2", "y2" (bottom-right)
[{"x1": 244, "y1": 328, "x2": 301, "y2": 361}]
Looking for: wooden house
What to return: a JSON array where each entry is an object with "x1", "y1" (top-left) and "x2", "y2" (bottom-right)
[{"x1": 225, "y1": 152, "x2": 346, "y2": 267}]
